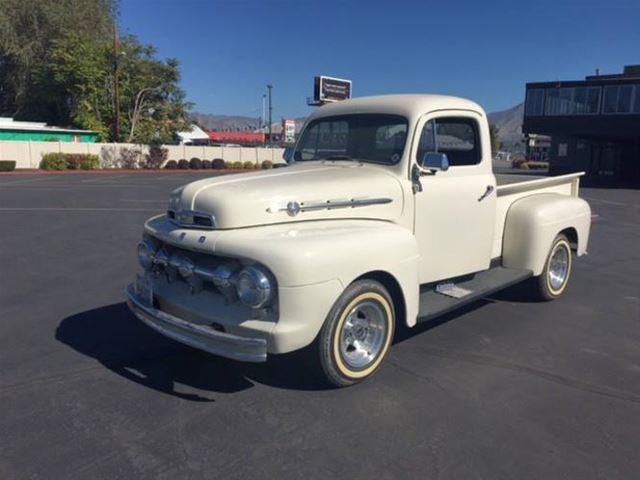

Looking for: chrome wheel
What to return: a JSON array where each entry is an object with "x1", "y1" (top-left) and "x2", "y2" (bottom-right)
[
  {"x1": 339, "y1": 300, "x2": 388, "y2": 370},
  {"x1": 548, "y1": 243, "x2": 570, "y2": 291}
]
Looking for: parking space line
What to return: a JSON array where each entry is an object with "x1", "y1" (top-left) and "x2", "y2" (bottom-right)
[
  {"x1": 80, "y1": 175, "x2": 132, "y2": 183},
  {"x1": 0, "y1": 176, "x2": 58, "y2": 186}
]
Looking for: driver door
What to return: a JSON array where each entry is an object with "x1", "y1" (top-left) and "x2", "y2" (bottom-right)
[{"x1": 412, "y1": 111, "x2": 496, "y2": 284}]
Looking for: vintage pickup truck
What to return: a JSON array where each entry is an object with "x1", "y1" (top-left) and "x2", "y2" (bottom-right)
[{"x1": 127, "y1": 95, "x2": 591, "y2": 387}]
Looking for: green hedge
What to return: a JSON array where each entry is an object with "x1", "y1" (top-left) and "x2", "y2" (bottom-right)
[
  {"x1": 0, "y1": 160, "x2": 16, "y2": 172},
  {"x1": 40, "y1": 153, "x2": 100, "y2": 170},
  {"x1": 40, "y1": 152, "x2": 68, "y2": 170}
]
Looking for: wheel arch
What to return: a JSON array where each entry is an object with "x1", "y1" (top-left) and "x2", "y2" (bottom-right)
[{"x1": 355, "y1": 270, "x2": 407, "y2": 330}]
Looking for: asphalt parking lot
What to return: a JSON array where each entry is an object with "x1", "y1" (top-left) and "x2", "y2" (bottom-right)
[{"x1": 1, "y1": 172, "x2": 639, "y2": 479}]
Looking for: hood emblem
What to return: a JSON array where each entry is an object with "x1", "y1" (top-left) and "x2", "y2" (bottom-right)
[
  {"x1": 267, "y1": 197, "x2": 392, "y2": 215},
  {"x1": 286, "y1": 201, "x2": 301, "y2": 216}
]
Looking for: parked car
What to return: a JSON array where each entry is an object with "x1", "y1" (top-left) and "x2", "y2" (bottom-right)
[{"x1": 127, "y1": 94, "x2": 591, "y2": 387}]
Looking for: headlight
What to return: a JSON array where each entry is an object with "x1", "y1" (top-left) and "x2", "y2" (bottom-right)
[
  {"x1": 236, "y1": 266, "x2": 274, "y2": 309},
  {"x1": 137, "y1": 240, "x2": 157, "y2": 270}
]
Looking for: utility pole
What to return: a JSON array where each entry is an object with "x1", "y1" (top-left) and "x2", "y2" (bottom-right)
[
  {"x1": 267, "y1": 84, "x2": 273, "y2": 147},
  {"x1": 261, "y1": 93, "x2": 266, "y2": 146},
  {"x1": 113, "y1": 21, "x2": 121, "y2": 142}
]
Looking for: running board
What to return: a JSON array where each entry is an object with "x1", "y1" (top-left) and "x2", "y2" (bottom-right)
[{"x1": 417, "y1": 267, "x2": 532, "y2": 322}]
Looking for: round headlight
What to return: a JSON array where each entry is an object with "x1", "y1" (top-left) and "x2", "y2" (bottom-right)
[
  {"x1": 137, "y1": 240, "x2": 156, "y2": 270},
  {"x1": 236, "y1": 266, "x2": 273, "y2": 309}
]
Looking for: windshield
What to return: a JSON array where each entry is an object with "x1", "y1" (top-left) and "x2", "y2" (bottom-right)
[{"x1": 293, "y1": 114, "x2": 408, "y2": 165}]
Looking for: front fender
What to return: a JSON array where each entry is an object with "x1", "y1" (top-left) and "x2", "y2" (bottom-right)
[
  {"x1": 214, "y1": 220, "x2": 421, "y2": 328},
  {"x1": 502, "y1": 193, "x2": 591, "y2": 275}
]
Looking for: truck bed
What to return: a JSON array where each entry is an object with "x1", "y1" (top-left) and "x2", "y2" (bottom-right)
[
  {"x1": 496, "y1": 172, "x2": 583, "y2": 196},
  {"x1": 491, "y1": 172, "x2": 584, "y2": 258}
]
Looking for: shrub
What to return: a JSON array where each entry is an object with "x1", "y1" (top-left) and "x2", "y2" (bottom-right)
[
  {"x1": 243, "y1": 161, "x2": 255, "y2": 169},
  {"x1": 145, "y1": 145, "x2": 168, "y2": 169},
  {"x1": 164, "y1": 160, "x2": 178, "y2": 169},
  {"x1": 100, "y1": 146, "x2": 117, "y2": 168},
  {"x1": 511, "y1": 158, "x2": 526, "y2": 169},
  {"x1": 189, "y1": 157, "x2": 202, "y2": 169},
  {"x1": 229, "y1": 161, "x2": 243, "y2": 169},
  {"x1": 0, "y1": 160, "x2": 16, "y2": 172},
  {"x1": 527, "y1": 161, "x2": 549, "y2": 170},
  {"x1": 40, "y1": 152, "x2": 67, "y2": 170},
  {"x1": 261, "y1": 160, "x2": 273, "y2": 169},
  {"x1": 65, "y1": 154, "x2": 85, "y2": 170},
  {"x1": 212, "y1": 158, "x2": 225, "y2": 170},
  {"x1": 119, "y1": 147, "x2": 143, "y2": 169},
  {"x1": 80, "y1": 154, "x2": 100, "y2": 170},
  {"x1": 177, "y1": 159, "x2": 190, "y2": 170},
  {"x1": 202, "y1": 159, "x2": 212, "y2": 169}
]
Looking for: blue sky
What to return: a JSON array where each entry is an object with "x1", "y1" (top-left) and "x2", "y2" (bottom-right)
[{"x1": 121, "y1": 0, "x2": 640, "y2": 119}]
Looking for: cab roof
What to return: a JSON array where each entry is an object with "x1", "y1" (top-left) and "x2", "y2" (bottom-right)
[{"x1": 308, "y1": 94, "x2": 485, "y2": 121}]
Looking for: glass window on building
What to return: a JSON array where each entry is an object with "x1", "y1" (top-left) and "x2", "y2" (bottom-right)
[
  {"x1": 525, "y1": 89, "x2": 545, "y2": 116},
  {"x1": 603, "y1": 84, "x2": 634, "y2": 114},
  {"x1": 634, "y1": 85, "x2": 640, "y2": 113},
  {"x1": 603, "y1": 86, "x2": 618, "y2": 113},
  {"x1": 572, "y1": 86, "x2": 601, "y2": 114},
  {"x1": 546, "y1": 88, "x2": 574, "y2": 115},
  {"x1": 573, "y1": 87, "x2": 587, "y2": 114},
  {"x1": 618, "y1": 85, "x2": 633, "y2": 113},
  {"x1": 586, "y1": 87, "x2": 601, "y2": 114}
]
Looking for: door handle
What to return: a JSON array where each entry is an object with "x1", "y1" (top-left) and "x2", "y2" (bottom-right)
[{"x1": 477, "y1": 185, "x2": 494, "y2": 202}]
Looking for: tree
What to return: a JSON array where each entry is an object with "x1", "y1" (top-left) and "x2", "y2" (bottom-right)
[
  {"x1": 0, "y1": 0, "x2": 114, "y2": 121},
  {"x1": 0, "y1": 0, "x2": 191, "y2": 143},
  {"x1": 489, "y1": 123, "x2": 503, "y2": 156}
]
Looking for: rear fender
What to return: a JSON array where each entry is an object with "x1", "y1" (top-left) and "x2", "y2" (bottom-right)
[{"x1": 502, "y1": 193, "x2": 591, "y2": 275}]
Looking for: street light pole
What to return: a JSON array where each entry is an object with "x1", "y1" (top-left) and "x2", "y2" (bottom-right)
[
  {"x1": 267, "y1": 84, "x2": 273, "y2": 147},
  {"x1": 113, "y1": 21, "x2": 121, "y2": 142},
  {"x1": 261, "y1": 94, "x2": 267, "y2": 146}
]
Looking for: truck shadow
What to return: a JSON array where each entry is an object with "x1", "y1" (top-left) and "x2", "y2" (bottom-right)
[
  {"x1": 55, "y1": 303, "x2": 331, "y2": 401},
  {"x1": 56, "y1": 284, "x2": 534, "y2": 401}
]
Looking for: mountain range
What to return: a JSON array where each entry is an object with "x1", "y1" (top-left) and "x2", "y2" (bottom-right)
[
  {"x1": 487, "y1": 102, "x2": 525, "y2": 154},
  {"x1": 192, "y1": 102, "x2": 525, "y2": 152}
]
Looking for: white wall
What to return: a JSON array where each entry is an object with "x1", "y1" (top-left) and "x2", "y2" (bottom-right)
[{"x1": 0, "y1": 141, "x2": 286, "y2": 169}]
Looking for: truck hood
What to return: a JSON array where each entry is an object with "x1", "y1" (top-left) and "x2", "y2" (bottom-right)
[{"x1": 170, "y1": 162, "x2": 405, "y2": 229}]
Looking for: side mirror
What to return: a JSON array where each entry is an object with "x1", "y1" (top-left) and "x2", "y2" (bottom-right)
[
  {"x1": 283, "y1": 147, "x2": 295, "y2": 163},
  {"x1": 420, "y1": 152, "x2": 449, "y2": 172}
]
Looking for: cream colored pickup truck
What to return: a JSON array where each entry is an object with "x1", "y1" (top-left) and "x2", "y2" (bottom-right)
[{"x1": 127, "y1": 95, "x2": 591, "y2": 387}]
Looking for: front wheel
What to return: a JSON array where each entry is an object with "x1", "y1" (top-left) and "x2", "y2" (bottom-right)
[
  {"x1": 533, "y1": 233, "x2": 573, "y2": 301},
  {"x1": 316, "y1": 280, "x2": 395, "y2": 387}
]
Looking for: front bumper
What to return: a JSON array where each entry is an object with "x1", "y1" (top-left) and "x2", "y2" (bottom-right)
[{"x1": 126, "y1": 284, "x2": 267, "y2": 362}]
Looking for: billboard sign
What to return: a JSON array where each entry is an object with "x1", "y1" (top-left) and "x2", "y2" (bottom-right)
[
  {"x1": 314, "y1": 76, "x2": 352, "y2": 103},
  {"x1": 282, "y1": 119, "x2": 296, "y2": 145}
]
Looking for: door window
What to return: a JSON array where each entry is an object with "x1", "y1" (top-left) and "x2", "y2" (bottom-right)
[{"x1": 417, "y1": 117, "x2": 481, "y2": 166}]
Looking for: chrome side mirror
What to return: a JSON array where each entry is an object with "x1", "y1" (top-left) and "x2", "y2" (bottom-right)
[{"x1": 421, "y1": 152, "x2": 449, "y2": 172}]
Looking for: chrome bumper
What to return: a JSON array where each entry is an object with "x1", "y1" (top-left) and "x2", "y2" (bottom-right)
[{"x1": 126, "y1": 284, "x2": 267, "y2": 362}]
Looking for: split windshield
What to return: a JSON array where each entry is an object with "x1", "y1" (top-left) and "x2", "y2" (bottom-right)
[{"x1": 293, "y1": 114, "x2": 408, "y2": 165}]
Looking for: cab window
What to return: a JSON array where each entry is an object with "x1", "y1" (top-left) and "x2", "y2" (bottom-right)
[{"x1": 417, "y1": 117, "x2": 481, "y2": 166}]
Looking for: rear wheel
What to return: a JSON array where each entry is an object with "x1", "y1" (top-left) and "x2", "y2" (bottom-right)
[
  {"x1": 316, "y1": 280, "x2": 395, "y2": 387},
  {"x1": 533, "y1": 233, "x2": 573, "y2": 301}
]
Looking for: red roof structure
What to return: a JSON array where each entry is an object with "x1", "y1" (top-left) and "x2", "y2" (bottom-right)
[{"x1": 208, "y1": 131, "x2": 265, "y2": 145}]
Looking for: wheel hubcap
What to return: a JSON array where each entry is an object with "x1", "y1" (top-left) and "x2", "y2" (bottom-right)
[
  {"x1": 548, "y1": 244, "x2": 569, "y2": 291},
  {"x1": 340, "y1": 300, "x2": 388, "y2": 370}
]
